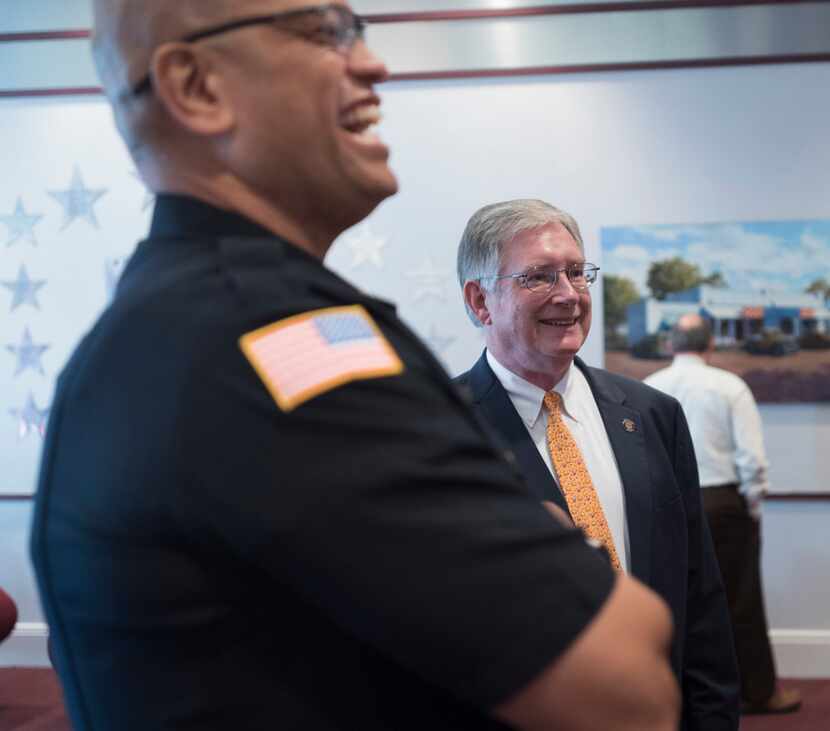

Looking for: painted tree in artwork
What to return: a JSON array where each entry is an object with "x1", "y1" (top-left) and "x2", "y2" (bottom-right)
[
  {"x1": 702, "y1": 271, "x2": 727, "y2": 287},
  {"x1": 603, "y1": 275, "x2": 640, "y2": 339},
  {"x1": 646, "y1": 257, "x2": 725, "y2": 300},
  {"x1": 805, "y1": 278, "x2": 830, "y2": 300}
]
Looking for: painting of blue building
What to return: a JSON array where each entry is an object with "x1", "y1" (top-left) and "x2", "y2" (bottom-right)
[
  {"x1": 627, "y1": 284, "x2": 830, "y2": 347},
  {"x1": 601, "y1": 218, "x2": 830, "y2": 402}
]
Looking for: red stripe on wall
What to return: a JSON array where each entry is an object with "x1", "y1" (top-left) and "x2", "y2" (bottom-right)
[
  {"x1": 386, "y1": 53, "x2": 830, "y2": 81},
  {"x1": 366, "y1": 0, "x2": 823, "y2": 23},
  {"x1": 0, "y1": 0, "x2": 820, "y2": 42},
  {"x1": 0, "y1": 29, "x2": 89, "y2": 42},
  {"x1": 0, "y1": 86, "x2": 102, "y2": 98},
  {"x1": 1, "y1": 52, "x2": 828, "y2": 98}
]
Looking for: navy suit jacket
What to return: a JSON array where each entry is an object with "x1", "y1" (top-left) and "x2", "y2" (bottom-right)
[{"x1": 455, "y1": 352, "x2": 740, "y2": 731}]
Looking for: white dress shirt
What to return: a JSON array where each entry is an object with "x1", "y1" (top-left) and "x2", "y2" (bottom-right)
[
  {"x1": 644, "y1": 353, "x2": 769, "y2": 510},
  {"x1": 487, "y1": 351, "x2": 630, "y2": 573}
]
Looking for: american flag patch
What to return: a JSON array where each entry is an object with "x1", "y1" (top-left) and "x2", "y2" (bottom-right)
[{"x1": 239, "y1": 305, "x2": 404, "y2": 412}]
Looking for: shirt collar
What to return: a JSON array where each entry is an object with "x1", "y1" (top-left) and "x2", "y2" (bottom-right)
[
  {"x1": 149, "y1": 193, "x2": 277, "y2": 240},
  {"x1": 486, "y1": 351, "x2": 582, "y2": 428},
  {"x1": 138, "y1": 194, "x2": 406, "y2": 320},
  {"x1": 672, "y1": 353, "x2": 707, "y2": 368}
]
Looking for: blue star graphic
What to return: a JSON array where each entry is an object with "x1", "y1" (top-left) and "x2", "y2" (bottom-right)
[
  {"x1": 406, "y1": 257, "x2": 447, "y2": 303},
  {"x1": 49, "y1": 166, "x2": 108, "y2": 230},
  {"x1": 6, "y1": 326, "x2": 50, "y2": 377},
  {"x1": 1, "y1": 264, "x2": 47, "y2": 311},
  {"x1": 346, "y1": 224, "x2": 387, "y2": 269},
  {"x1": 0, "y1": 197, "x2": 44, "y2": 247},
  {"x1": 9, "y1": 392, "x2": 50, "y2": 439}
]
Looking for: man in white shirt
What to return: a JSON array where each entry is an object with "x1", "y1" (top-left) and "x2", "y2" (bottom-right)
[
  {"x1": 454, "y1": 199, "x2": 739, "y2": 731},
  {"x1": 646, "y1": 313, "x2": 802, "y2": 715}
]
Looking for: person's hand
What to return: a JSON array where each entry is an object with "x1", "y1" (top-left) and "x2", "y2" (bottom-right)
[
  {"x1": 746, "y1": 494, "x2": 763, "y2": 522},
  {"x1": 542, "y1": 501, "x2": 574, "y2": 528}
]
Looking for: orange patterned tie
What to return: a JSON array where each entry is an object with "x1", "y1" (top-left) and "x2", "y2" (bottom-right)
[{"x1": 543, "y1": 391, "x2": 622, "y2": 571}]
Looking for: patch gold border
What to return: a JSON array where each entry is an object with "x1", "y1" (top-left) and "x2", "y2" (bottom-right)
[{"x1": 239, "y1": 304, "x2": 404, "y2": 413}]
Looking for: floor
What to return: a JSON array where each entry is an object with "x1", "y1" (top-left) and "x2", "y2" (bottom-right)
[{"x1": 0, "y1": 669, "x2": 825, "y2": 730}]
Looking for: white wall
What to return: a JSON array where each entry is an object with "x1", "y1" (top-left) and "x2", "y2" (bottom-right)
[
  {"x1": 763, "y1": 501, "x2": 830, "y2": 676},
  {"x1": 351, "y1": 65, "x2": 830, "y2": 493}
]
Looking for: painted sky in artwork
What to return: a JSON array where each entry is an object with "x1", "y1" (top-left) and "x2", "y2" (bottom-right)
[{"x1": 601, "y1": 219, "x2": 830, "y2": 298}]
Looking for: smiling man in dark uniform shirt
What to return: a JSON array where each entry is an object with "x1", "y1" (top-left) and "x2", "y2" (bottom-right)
[{"x1": 30, "y1": 2, "x2": 680, "y2": 730}]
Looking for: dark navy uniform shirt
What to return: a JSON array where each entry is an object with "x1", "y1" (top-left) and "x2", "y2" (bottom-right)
[{"x1": 31, "y1": 195, "x2": 613, "y2": 730}]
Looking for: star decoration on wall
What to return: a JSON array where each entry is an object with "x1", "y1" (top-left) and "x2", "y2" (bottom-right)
[
  {"x1": 2, "y1": 264, "x2": 46, "y2": 311},
  {"x1": 346, "y1": 224, "x2": 387, "y2": 269},
  {"x1": 6, "y1": 326, "x2": 50, "y2": 377},
  {"x1": 105, "y1": 257, "x2": 127, "y2": 300},
  {"x1": 1, "y1": 197, "x2": 44, "y2": 247},
  {"x1": 424, "y1": 324, "x2": 457, "y2": 354},
  {"x1": 405, "y1": 257, "x2": 448, "y2": 302},
  {"x1": 49, "y1": 166, "x2": 108, "y2": 230},
  {"x1": 9, "y1": 392, "x2": 50, "y2": 439}
]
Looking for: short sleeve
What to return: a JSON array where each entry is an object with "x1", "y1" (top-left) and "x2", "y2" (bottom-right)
[{"x1": 176, "y1": 323, "x2": 615, "y2": 709}]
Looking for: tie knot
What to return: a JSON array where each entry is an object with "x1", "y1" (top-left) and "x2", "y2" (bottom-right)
[{"x1": 544, "y1": 391, "x2": 562, "y2": 413}]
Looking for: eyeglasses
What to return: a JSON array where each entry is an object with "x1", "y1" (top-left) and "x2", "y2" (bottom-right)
[
  {"x1": 130, "y1": 4, "x2": 367, "y2": 96},
  {"x1": 481, "y1": 263, "x2": 600, "y2": 293}
]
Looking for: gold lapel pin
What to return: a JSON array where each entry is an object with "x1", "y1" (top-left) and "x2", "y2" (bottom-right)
[{"x1": 622, "y1": 418, "x2": 637, "y2": 433}]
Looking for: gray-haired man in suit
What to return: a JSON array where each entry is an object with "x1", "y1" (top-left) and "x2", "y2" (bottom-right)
[{"x1": 455, "y1": 199, "x2": 739, "y2": 731}]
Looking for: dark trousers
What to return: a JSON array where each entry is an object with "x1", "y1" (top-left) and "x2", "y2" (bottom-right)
[{"x1": 702, "y1": 485, "x2": 776, "y2": 705}]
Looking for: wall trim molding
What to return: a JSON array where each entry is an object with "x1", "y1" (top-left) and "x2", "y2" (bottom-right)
[
  {"x1": 1, "y1": 1, "x2": 827, "y2": 94},
  {"x1": 765, "y1": 493, "x2": 830, "y2": 501},
  {"x1": 2, "y1": 53, "x2": 830, "y2": 99},
  {"x1": 771, "y1": 629, "x2": 830, "y2": 678},
  {"x1": 385, "y1": 54, "x2": 830, "y2": 81},
  {"x1": 3, "y1": 623, "x2": 829, "y2": 674},
  {"x1": 0, "y1": 622, "x2": 49, "y2": 668},
  {"x1": 365, "y1": 0, "x2": 826, "y2": 23},
  {"x1": 0, "y1": 0, "x2": 822, "y2": 41},
  {"x1": 0, "y1": 87, "x2": 102, "y2": 98},
  {"x1": 0, "y1": 30, "x2": 88, "y2": 43},
  {"x1": 9, "y1": 622, "x2": 48, "y2": 638}
]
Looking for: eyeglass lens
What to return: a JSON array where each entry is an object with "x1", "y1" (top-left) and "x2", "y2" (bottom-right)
[
  {"x1": 523, "y1": 265, "x2": 597, "y2": 291},
  {"x1": 314, "y1": 6, "x2": 365, "y2": 50},
  {"x1": 130, "y1": 4, "x2": 365, "y2": 95}
]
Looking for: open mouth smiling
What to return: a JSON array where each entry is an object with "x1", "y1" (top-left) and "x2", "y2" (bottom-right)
[
  {"x1": 341, "y1": 104, "x2": 380, "y2": 136},
  {"x1": 539, "y1": 317, "x2": 579, "y2": 327},
  {"x1": 340, "y1": 96, "x2": 384, "y2": 143}
]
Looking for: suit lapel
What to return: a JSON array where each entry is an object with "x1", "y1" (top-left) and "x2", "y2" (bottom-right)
[
  {"x1": 576, "y1": 359, "x2": 653, "y2": 584},
  {"x1": 467, "y1": 353, "x2": 569, "y2": 511}
]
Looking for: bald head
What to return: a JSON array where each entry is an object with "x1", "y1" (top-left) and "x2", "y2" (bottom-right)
[
  {"x1": 90, "y1": 0, "x2": 398, "y2": 256},
  {"x1": 91, "y1": 0, "x2": 249, "y2": 159},
  {"x1": 91, "y1": 0, "x2": 234, "y2": 98},
  {"x1": 671, "y1": 314, "x2": 713, "y2": 354}
]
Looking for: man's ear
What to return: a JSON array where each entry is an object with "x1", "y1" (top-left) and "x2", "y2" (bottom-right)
[
  {"x1": 463, "y1": 280, "x2": 492, "y2": 326},
  {"x1": 149, "y1": 43, "x2": 235, "y2": 136}
]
